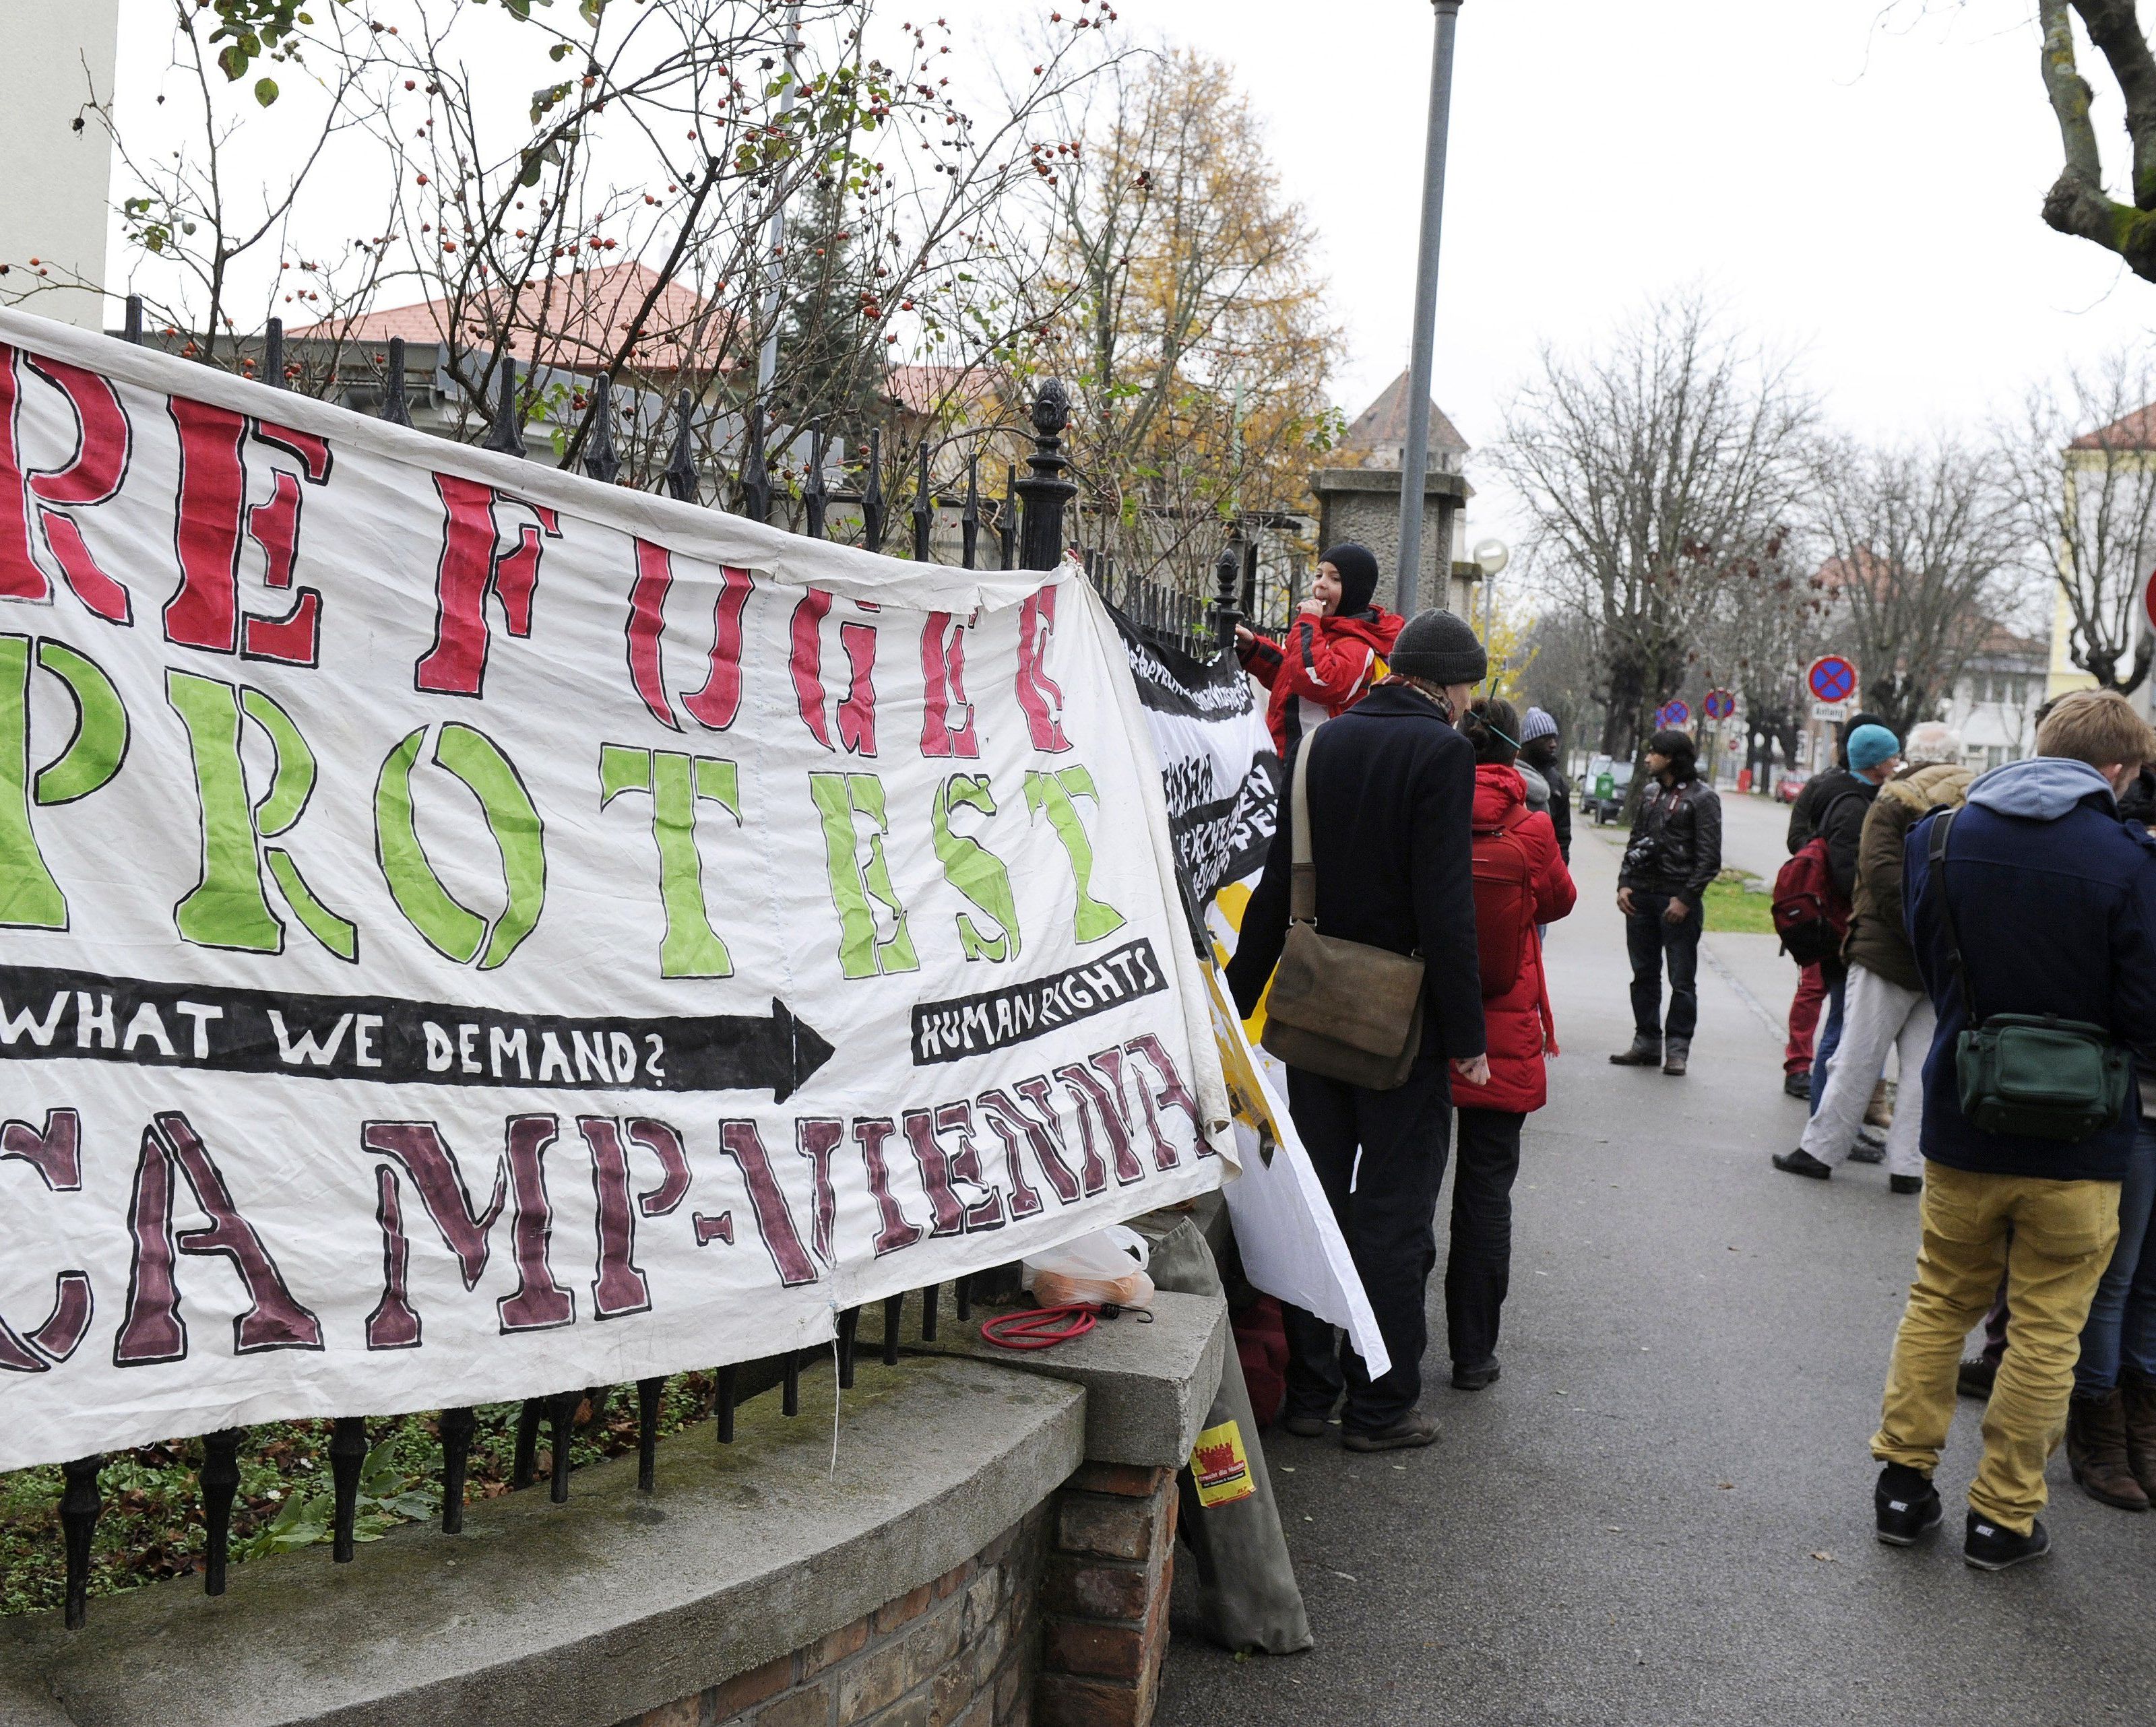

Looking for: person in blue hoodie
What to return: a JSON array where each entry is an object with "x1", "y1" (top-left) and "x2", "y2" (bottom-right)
[{"x1": 1869, "y1": 690, "x2": 2156, "y2": 1571}]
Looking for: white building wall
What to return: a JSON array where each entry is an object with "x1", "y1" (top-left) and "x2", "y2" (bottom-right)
[{"x1": 0, "y1": 0, "x2": 121, "y2": 330}]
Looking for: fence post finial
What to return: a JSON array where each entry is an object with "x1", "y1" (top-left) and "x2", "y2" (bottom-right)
[
  {"x1": 740, "y1": 400, "x2": 771, "y2": 523},
  {"x1": 263, "y1": 317, "x2": 285, "y2": 391},
  {"x1": 1015, "y1": 381, "x2": 1077, "y2": 571},
  {"x1": 1212, "y1": 537, "x2": 1243, "y2": 661},
  {"x1": 912, "y1": 440, "x2": 933, "y2": 561},
  {"x1": 482, "y1": 354, "x2": 526, "y2": 458},
  {"x1": 380, "y1": 337, "x2": 414, "y2": 427},
  {"x1": 664, "y1": 391, "x2": 699, "y2": 501},
  {"x1": 583, "y1": 376, "x2": 621, "y2": 484}
]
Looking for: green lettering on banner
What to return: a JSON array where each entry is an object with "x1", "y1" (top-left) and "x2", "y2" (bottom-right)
[
  {"x1": 1023, "y1": 766, "x2": 1126, "y2": 944},
  {"x1": 169, "y1": 672, "x2": 354, "y2": 958},
  {"x1": 811, "y1": 770, "x2": 918, "y2": 980},
  {"x1": 930, "y1": 773, "x2": 1020, "y2": 963},
  {"x1": 600, "y1": 744, "x2": 740, "y2": 978},
  {"x1": 1, "y1": 634, "x2": 131, "y2": 930},
  {"x1": 375, "y1": 723, "x2": 546, "y2": 969}
]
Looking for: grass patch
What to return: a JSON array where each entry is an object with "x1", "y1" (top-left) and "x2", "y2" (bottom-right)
[{"x1": 1703, "y1": 867, "x2": 1776, "y2": 936}]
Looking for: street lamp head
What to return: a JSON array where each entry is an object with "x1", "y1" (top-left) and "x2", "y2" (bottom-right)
[{"x1": 1472, "y1": 537, "x2": 1509, "y2": 578}]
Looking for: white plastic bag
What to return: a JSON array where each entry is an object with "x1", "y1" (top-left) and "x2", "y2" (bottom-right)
[{"x1": 1023, "y1": 1224, "x2": 1155, "y2": 1309}]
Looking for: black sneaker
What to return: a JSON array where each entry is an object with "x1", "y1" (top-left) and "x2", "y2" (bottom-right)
[
  {"x1": 1889, "y1": 1174, "x2": 1924, "y2": 1196},
  {"x1": 1848, "y1": 1137, "x2": 1886, "y2": 1166},
  {"x1": 1957, "y1": 1357, "x2": 1998, "y2": 1400},
  {"x1": 1965, "y1": 1511, "x2": 2050, "y2": 1571},
  {"x1": 1279, "y1": 1412, "x2": 1329, "y2": 1438},
  {"x1": 1783, "y1": 1072, "x2": 1813, "y2": 1099},
  {"x1": 1451, "y1": 1360, "x2": 1500, "y2": 1391},
  {"x1": 1773, "y1": 1148, "x2": 1833, "y2": 1180},
  {"x1": 1875, "y1": 1463, "x2": 1943, "y2": 1546}
]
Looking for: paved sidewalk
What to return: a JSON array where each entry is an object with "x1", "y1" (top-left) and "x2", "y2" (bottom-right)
[{"x1": 1158, "y1": 824, "x2": 2156, "y2": 1727}]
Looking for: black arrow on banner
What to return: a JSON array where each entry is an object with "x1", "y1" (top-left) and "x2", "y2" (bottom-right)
[{"x1": 0, "y1": 966, "x2": 837, "y2": 1103}]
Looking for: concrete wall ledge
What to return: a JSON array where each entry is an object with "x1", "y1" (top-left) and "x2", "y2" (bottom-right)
[
  {"x1": 0, "y1": 1357, "x2": 1084, "y2": 1727},
  {"x1": 878, "y1": 1289, "x2": 1227, "y2": 1468}
]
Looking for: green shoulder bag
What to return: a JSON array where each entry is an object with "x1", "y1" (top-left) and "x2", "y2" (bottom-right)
[{"x1": 1928, "y1": 808, "x2": 2130, "y2": 1144}]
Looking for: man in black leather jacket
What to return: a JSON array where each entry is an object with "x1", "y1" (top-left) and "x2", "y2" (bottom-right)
[{"x1": 1612, "y1": 729, "x2": 1722, "y2": 1076}]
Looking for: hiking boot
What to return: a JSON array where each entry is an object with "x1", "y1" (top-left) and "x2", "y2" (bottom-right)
[
  {"x1": 1773, "y1": 1148, "x2": 1833, "y2": 1180},
  {"x1": 1889, "y1": 1174, "x2": 1924, "y2": 1196},
  {"x1": 1280, "y1": 1412, "x2": 1329, "y2": 1439},
  {"x1": 2121, "y1": 1373, "x2": 2156, "y2": 1497},
  {"x1": 2066, "y1": 1390, "x2": 2149, "y2": 1511},
  {"x1": 1964, "y1": 1511, "x2": 2051, "y2": 1571},
  {"x1": 1957, "y1": 1357, "x2": 1998, "y2": 1400},
  {"x1": 1874, "y1": 1462, "x2": 1942, "y2": 1546},
  {"x1": 1783, "y1": 1071, "x2": 1813, "y2": 1099},
  {"x1": 1610, "y1": 1035, "x2": 1662, "y2": 1067},
  {"x1": 1451, "y1": 1360, "x2": 1500, "y2": 1391},
  {"x1": 1341, "y1": 1412, "x2": 1440, "y2": 1452},
  {"x1": 1661, "y1": 1039, "x2": 1690, "y2": 1076}
]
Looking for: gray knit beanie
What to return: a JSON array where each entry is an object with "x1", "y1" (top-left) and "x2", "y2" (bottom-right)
[{"x1": 1387, "y1": 608, "x2": 1487, "y2": 686}]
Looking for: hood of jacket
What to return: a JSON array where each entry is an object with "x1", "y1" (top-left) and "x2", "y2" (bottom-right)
[
  {"x1": 1880, "y1": 760, "x2": 1973, "y2": 815},
  {"x1": 1471, "y1": 762, "x2": 1526, "y2": 828},
  {"x1": 1321, "y1": 607, "x2": 1405, "y2": 655},
  {"x1": 1966, "y1": 756, "x2": 2117, "y2": 821}
]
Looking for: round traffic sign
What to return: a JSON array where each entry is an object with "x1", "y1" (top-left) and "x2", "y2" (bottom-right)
[
  {"x1": 1703, "y1": 687, "x2": 1736, "y2": 721},
  {"x1": 1808, "y1": 655, "x2": 1857, "y2": 705},
  {"x1": 1660, "y1": 699, "x2": 1691, "y2": 729}
]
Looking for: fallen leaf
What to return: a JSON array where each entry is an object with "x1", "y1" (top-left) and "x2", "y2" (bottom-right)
[
  {"x1": 1717, "y1": 1482, "x2": 1735, "y2": 1491},
  {"x1": 1811, "y1": 1551, "x2": 1836, "y2": 1563}
]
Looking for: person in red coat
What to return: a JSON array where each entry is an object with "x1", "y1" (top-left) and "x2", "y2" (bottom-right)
[
  {"x1": 1233, "y1": 542, "x2": 1405, "y2": 755},
  {"x1": 1445, "y1": 696, "x2": 1577, "y2": 1389}
]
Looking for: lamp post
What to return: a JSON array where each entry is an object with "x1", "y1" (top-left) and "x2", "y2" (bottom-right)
[
  {"x1": 1471, "y1": 535, "x2": 1507, "y2": 641},
  {"x1": 1393, "y1": 0, "x2": 1465, "y2": 616}
]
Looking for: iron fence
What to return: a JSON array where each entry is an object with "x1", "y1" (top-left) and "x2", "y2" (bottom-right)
[{"x1": 34, "y1": 301, "x2": 1257, "y2": 1631}]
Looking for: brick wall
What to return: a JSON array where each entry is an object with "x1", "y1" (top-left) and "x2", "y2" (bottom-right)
[
  {"x1": 612, "y1": 1501, "x2": 1049, "y2": 1727},
  {"x1": 1036, "y1": 1464, "x2": 1178, "y2": 1727}
]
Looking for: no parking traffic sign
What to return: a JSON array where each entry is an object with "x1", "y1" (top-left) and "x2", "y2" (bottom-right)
[
  {"x1": 1656, "y1": 698, "x2": 1692, "y2": 729},
  {"x1": 1702, "y1": 688, "x2": 1736, "y2": 721},
  {"x1": 1807, "y1": 655, "x2": 1858, "y2": 706}
]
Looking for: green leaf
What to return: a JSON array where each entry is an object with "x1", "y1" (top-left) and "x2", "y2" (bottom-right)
[{"x1": 253, "y1": 76, "x2": 279, "y2": 106}]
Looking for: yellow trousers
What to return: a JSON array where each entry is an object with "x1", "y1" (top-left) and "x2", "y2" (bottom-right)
[{"x1": 1872, "y1": 1161, "x2": 2120, "y2": 1532}]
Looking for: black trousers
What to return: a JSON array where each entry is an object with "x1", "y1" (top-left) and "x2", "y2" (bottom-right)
[
  {"x1": 1280, "y1": 1057, "x2": 1451, "y2": 1433},
  {"x1": 1625, "y1": 892, "x2": 1703, "y2": 1043},
  {"x1": 1447, "y1": 1107, "x2": 1526, "y2": 1371}
]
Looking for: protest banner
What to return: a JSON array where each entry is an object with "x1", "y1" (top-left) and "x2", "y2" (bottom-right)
[{"x1": 0, "y1": 308, "x2": 1230, "y2": 1472}]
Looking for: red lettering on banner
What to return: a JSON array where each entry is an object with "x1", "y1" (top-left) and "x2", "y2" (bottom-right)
[
  {"x1": 795, "y1": 1117, "x2": 844, "y2": 1266},
  {"x1": 919, "y1": 612, "x2": 978, "y2": 758},
  {"x1": 937, "y1": 1100, "x2": 1007, "y2": 1232},
  {"x1": 0, "y1": 349, "x2": 135, "y2": 621},
  {"x1": 720, "y1": 1119, "x2": 819, "y2": 1285},
  {"x1": 790, "y1": 588, "x2": 834, "y2": 748},
  {"x1": 978, "y1": 1083, "x2": 1079, "y2": 1209},
  {"x1": 680, "y1": 564, "x2": 755, "y2": 730},
  {"x1": 579, "y1": 1116, "x2": 652, "y2": 1319},
  {"x1": 1013, "y1": 586, "x2": 1071, "y2": 752},
  {"x1": 625, "y1": 537, "x2": 677, "y2": 727},
  {"x1": 1124, "y1": 1033, "x2": 1204, "y2": 1165},
  {"x1": 2, "y1": 1107, "x2": 81, "y2": 1190},
  {"x1": 1057, "y1": 1050, "x2": 1148, "y2": 1187},
  {"x1": 416, "y1": 476, "x2": 559, "y2": 696},
  {"x1": 360, "y1": 1119, "x2": 507, "y2": 1291},
  {"x1": 900, "y1": 1108, "x2": 966, "y2": 1239},
  {"x1": 114, "y1": 1111, "x2": 323, "y2": 1365},
  {"x1": 837, "y1": 620, "x2": 879, "y2": 756},
  {"x1": 164, "y1": 399, "x2": 248, "y2": 651},
  {"x1": 364, "y1": 1163, "x2": 421, "y2": 1350},
  {"x1": 0, "y1": 1105, "x2": 92, "y2": 1373},
  {"x1": 853, "y1": 1115, "x2": 923, "y2": 1255},
  {"x1": 629, "y1": 1118, "x2": 692, "y2": 1217},
  {"x1": 497, "y1": 1114, "x2": 575, "y2": 1330}
]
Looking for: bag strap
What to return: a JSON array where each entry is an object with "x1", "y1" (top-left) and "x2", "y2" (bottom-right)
[
  {"x1": 1926, "y1": 806, "x2": 1979, "y2": 1022},
  {"x1": 1290, "y1": 722, "x2": 1322, "y2": 925}
]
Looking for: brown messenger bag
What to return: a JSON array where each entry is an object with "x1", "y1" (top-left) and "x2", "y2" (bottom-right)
[{"x1": 1258, "y1": 723, "x2": 1427, "y2": 1090}]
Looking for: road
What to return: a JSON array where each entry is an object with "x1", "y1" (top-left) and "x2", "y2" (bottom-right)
[{"x1": 1156, "y1": 820, "x2": 2156, "y2": 1727}]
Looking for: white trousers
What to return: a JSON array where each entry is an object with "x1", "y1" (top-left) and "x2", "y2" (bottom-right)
[{"x1": 1800, "y1": 964, "x2": 1935, "y2": 1179}]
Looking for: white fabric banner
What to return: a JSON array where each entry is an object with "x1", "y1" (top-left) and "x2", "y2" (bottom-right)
[{"x1": 0, "y1": 308, "x2": 1228, "y2": 1472}]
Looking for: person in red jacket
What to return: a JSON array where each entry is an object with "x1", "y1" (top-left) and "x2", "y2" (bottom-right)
[
  {"x1": 1234, "y1": 542, "x2": 1405, "y2": 754},
  {"x1": 1445, "y1": 696, "x2": 1577, "y2": 1390}
]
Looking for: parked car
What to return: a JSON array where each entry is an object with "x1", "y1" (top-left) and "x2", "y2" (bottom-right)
[
  {"x1": 1775, "y1": 774, "x2": 1809, "y2": 804},
  {"x1": 1580, "y1": 756, "x2": 1634, "y2": 824}
]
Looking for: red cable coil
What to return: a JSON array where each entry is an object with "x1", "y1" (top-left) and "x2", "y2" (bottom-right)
[{"x1": 978, "y1": 1305, "x2": 1101, "y2": 1351}]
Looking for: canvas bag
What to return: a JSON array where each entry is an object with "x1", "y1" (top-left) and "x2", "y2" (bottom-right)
[
  {"x1": 1471, "y1": 804, "x2": 1535, "y2": 997},
  {"x1": 1259, "y1": 724, "x2": 1426, "y2": 1090}
]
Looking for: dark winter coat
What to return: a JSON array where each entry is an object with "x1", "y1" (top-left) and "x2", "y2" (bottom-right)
[
  {"x1": 1227, "y1": 682, "x2": 1487, "y2": 1066},
  {"x1": 1618, "y1": 775, "x2": 1722, "y2": 903},
  {"x1": 1787, "y1": 764, "x2": 1859, "y2": 853},
  {"x1": 1816, "y1": 775, "x2": 1882, "y2": 899},
  {"x1": 1525, "y1": 750, "x2": 1573, "y2": 861},
  {"x1": 1844, "y1": 761, "x2": 1971, "y2": 991},
  {"x1": 1236, "y1": 608, "x2": 1405, "y2": 756},
  {"x1": 1905, "y1": 756, "x2": 2156, "y2": 1182},
  {"x1": 1449, "y1": 764, "x2": 1578, "y2": 1114}
]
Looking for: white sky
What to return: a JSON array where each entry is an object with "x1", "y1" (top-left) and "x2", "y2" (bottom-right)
[{"x1": 945, "y1": 0, "x2": 2156, "y2": 551}]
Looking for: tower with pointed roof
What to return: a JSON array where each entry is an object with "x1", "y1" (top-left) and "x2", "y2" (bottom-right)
[{"x1": 1310, "y1": 370, "x2": 1477, "y2": 615}]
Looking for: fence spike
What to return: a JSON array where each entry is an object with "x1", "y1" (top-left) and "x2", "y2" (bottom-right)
[
  {"x1": 328, "y1": 1416, "x2": 367, "y2": 1563},
  {"x1": 582, "y1": 375, "x2": 620, "y2": 484},
  {"x1": 481, "y1": 354, "x2": 526, "y2": 457},
  {"x1": 123, "y1": 294, "x2": 143, "y2": 346},
  {"x1": 439, "y1": 1406, "x2": 475, "y2": 1533},
  {"x1": 60, "y1": 1454, "x2": 100, "y2": 1631},
  {"x1": 837, "y1": 1305, "x2": 860, "y2": 1388},
  {"x1": 200, "y1": 1427, "x2": 243, "y2": 1596},
  {"x1": 955, "y1": 1273, "x2": 974, "y2": 1324},
  {"x1": 998, "y1": 465, "x2": 1017, "y2": 571},
  {"x1": 912, "y1": 440, "x2": 933, "y2": 561},
  {"x1": 547, "y1": 1389, "x2": 579, "y2": 1503},
  {"x1": 716, "y1": 1364, "x2": 738, "y2": 1444},
  {"x1": 782, "y1": 1351, "x2": 801, "y2": 1417},
  {"x1": 636, "y1": 1377, "x2": 663, "y2": 1493},
  {"x1": 961, "y1": 455, "x2": 980, "y2": 571},
  {"x1": 262, "y1": 317, "x2": 284, "y2": 391},
  {"x1": 663, "y1": 391, "x2": 698, "y2": 501},
  {"x1": 740, "y1": 400, "x2": 771, "y2": 523},
  {"x1": 805, "y1": 430, "x2": 829, "y2": 540},
  {"x1": 380, "y1": 336, "x2": 414, "y2": 427},
  {"x1": 882, "y1": 1293, "x2": 904, "y2": 1366},
  {"x1": 511, "y1": 1397, "x2": 543, "y2": 1489},
  {"x1": 862, "y1": 430, "x2": 886, "y2": 553},
  {"x1": 921, "y1": 1284, "x2": 941, "y2": 1342}
]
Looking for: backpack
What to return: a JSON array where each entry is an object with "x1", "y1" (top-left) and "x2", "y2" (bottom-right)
[
  {"x1": 1771, "y1": 789, "x2": 1860, "y2": 966},
  {"x1": 1471, "y1": 806, "x2": 1537, "y2": 997}
]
